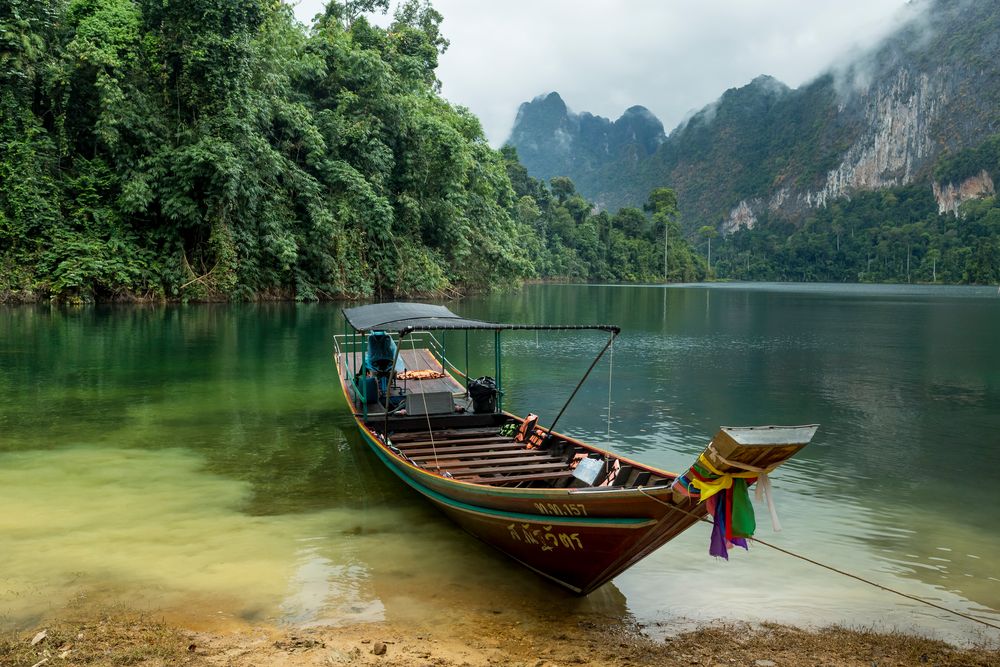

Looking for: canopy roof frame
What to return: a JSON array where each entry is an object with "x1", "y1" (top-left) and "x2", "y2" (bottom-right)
[
  {"x1": 342, "y1": 301, "x2": 620, "y2": 431},
  {"x1": 341, "y1": 302, "x2": 620, "y2": 336}
]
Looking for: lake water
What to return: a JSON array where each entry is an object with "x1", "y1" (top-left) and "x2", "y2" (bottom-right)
[{"x1": 1, "y1": 283, "x2": 998, "y2": 645}]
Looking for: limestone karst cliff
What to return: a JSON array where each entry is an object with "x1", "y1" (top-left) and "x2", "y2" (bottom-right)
[{"x1": 507, "y1": 0, "x2": 1000, "y2": 233}]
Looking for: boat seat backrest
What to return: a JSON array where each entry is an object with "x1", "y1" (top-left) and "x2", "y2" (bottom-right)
[
  {"x1": 514, "y1": 413, "x2": 538, "y2": 443},
  {"x1": 597, "y1": 458, "x2": 620, "y2": 486}
]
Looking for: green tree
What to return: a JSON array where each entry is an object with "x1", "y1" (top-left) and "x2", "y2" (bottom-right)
[
  {"x1": 645, "y1": 187, "x2": 679, "y2": 280},
  {"x1": 699, "y1": 225, "x2": 719, "y2": 276}
]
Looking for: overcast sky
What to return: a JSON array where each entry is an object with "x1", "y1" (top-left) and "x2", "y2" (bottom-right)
[{"x1": 289, "y1": 0, "x2": 911, "y2": 146}]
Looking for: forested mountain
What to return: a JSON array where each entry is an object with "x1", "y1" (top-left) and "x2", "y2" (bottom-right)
[
  {"x1": 508, "y1": 0, "x2": 1000, "y2": 236},
  {"x1": 501, "y1": 147, "x2": 705, "y2": 283},
  {"x1": 507, "y1": 92, "x2": 665, "y2": 194},
  {"x1": 0, "y1": 0, "x2": 695, "y2": 303}
]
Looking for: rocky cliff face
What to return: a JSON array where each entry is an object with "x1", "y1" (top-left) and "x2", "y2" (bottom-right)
[
  {"x1": 807, "y1": 69, "x2": 949, "y2": 207},
  {"x1": 933, "y1": 170, "x2": 996, "y2": 215},
  {"x1": 508, "y1": 0, "x2": 1000, "y2": 232},
  {"x1": 722, "y1": 200, "x2": 757, "y2": 234}
]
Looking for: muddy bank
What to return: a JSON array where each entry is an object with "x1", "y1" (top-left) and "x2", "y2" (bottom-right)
[{"x1": 3, "y1": 609, "x2": 997, "y2": 667}]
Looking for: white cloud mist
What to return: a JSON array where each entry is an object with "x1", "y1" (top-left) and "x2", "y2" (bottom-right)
[{"x1": 288, "y1": 0, "x2": 912, "y2": 145}]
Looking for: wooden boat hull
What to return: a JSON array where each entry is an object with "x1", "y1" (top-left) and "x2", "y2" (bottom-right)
[
  {"x1": 334, "y1": 330, "x2": 815, "y2": 595},
  {"x1": 353, "y1": 415, "x2": 706, "y2": 594}
]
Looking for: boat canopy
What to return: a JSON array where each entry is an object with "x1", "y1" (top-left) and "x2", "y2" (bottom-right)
[{"x1": 342, "y1": 302, "x2": 619, "y2": 335}]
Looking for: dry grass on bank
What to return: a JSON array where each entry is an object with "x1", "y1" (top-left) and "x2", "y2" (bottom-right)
[{"x1": 2, "y1": 610, "x2": 997, "y2": 667}]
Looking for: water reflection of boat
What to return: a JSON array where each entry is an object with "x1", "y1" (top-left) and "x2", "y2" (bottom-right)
[{"x1": 334, "y1": 302, "x2": 817, "y2": 594}]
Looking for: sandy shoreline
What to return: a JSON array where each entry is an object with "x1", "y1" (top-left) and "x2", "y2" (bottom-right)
[{"x1": 3, "y1": 608, "x2": 997, "y2": 667}]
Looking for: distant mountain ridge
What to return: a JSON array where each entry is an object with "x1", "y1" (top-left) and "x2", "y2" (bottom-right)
[
  {"x1": 507, "y1": 92, "x2": 665, "y2": 183},
  {"x1": 506, "y1": 0, "x2": 1000, "y2": 232}
]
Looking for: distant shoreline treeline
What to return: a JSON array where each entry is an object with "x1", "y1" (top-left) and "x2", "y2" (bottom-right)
[
  {"x1": 0, "y1": 0, "x2": 700, "y2": 304},
  {"x1": 3, "y1": 2, "x2": 994, "y2": 305}
]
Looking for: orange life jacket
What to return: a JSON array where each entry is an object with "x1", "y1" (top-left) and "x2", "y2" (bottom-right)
[
  {"x1": 525, "y1": 427, "x2": 548, "y2": 450},
  {"x1": 514, "y1": 413, "x2": 538, "y2": 443}
]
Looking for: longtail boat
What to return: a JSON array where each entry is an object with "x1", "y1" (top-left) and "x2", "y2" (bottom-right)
[{"x1": 334, "y1": 302, "x2": 817, "y2": 594}]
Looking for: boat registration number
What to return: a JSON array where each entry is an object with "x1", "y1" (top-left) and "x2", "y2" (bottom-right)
[{"x1": 532, "y1": 502, "x2": 587, "y2": 517}]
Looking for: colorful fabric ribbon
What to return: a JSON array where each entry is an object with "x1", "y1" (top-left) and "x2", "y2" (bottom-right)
[
  {"x1": 671, "y1": 451, "x2": 767, "y2": 559},
  {"x1": 706, "y1": 478, "x2": 754, "y2": 558}
]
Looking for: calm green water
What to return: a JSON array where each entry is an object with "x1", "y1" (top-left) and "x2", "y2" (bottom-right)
[{"x1": 1, "y1": 284, "x2": 998, "y2": 644}]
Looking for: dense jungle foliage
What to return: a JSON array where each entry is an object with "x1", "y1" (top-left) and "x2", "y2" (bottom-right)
[
  {"x1": 709, "y1": 135, "x2": 1000, "y2": 284},
  {"x1": 0, "y1": 0, "x2": 698, "y2": 303},
  {"x1": 501, "y1": 147, "x2": 704, "y2": 283}
]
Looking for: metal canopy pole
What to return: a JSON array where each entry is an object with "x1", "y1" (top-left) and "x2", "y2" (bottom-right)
[
  {"x1": 347, "y1": 319, "x2": 353, "y2": 379},
  {"x1": 382, "y1": 330, "x2": 408, "y2": 439},
  {"x1": 495, "y1": 330, "x2": 502, "y2": 412},
  {"x1": 544, "y1": 331, "x2": 618, "y2": 440},
  {"x1": 361, "y1": 332, "x2": 368, "y2": 421}
]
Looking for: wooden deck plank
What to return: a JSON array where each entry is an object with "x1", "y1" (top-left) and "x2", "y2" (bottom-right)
[
  {"x1": 399, "y1": 443, "x2": 525, "y2": 457},
  {"x1": 338, "y1": 348, "x2": 465, "y2": 394},
  {"x1": 404, "y1": 347, "x2": 443, "y2": 371},
  {"x1": 394, "y1": 436, "x2": 510, "y2": 449},
  {"x1": 414, "y1": 454, "x2": 561, "y2": 468},
  {"x1": 372, "y1": 413, "x2": 501, "y2": 431},
  {"x1": 444, "y1": 461, "x2": 569, "y2": 476},
  {"x1": 390, "y1": 428, "x2": 501, "y2": 442},
  {"x1": 460, "y1": 471, "x2": 575, "y2": 485},
  {"x1": 408, "y1": 448, "x2": 552, "y2": 462}
]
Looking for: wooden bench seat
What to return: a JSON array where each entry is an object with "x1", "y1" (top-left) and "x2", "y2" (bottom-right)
[
  {"x1": 390, "y1": 428, "x2": 501, "y2": 442},
  {"x1": 409, "y1": 448, "x2": 551, "y2": 463},
  {"x1": 461, "y1": 471, "x2": 576, "y2": 485},
  {"x1": 394, "y1": 436, "x2": 511, "y2": 448},
  {"x1": 399, "y1": 442, "x2": 524, "y2": 457},
  {"x1": 420, "y1": 454, "x2": 562, "y2": 469},
  {"x1": 449, "y1": 461, "x2": 570, "y2": 477}
]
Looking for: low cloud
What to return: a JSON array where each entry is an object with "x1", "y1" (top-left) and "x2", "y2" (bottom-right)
[{"x1": 290, "y1": 0, "x2": 915, "y2": 145}]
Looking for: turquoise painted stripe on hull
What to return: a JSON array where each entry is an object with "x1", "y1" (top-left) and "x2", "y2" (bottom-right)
[{"x1": 356, "y1": 426, "x2": 651, "y2": 528}]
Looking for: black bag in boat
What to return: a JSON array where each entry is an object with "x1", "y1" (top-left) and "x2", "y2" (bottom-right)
[{"x1": 468, "y1": 376, "x2": 497, "y2": 413}]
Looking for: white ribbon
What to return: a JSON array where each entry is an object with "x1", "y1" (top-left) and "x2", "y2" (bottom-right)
[
  {"x1": 754, "y1": 472, "x2": 782, "y2": 532},
  {"x1": 705, "y1": 443, "x2": 783, "y2": 533}
]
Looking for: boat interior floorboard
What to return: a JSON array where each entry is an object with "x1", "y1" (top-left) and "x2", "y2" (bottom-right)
[
  {"x1": 394, "y1": 435, "x2": 510, "y2": 448},
  {"x1": 419, "y1": 455, "x2": 563, "y2": 470},
  {"x1": 408, "y1": 449, "x2": 558, "y2": 463},
  {"x1": 338, "y1": 349, "x2": 466, "y2": 396},
  {"x1": 374, "y1": 411, "x2": 671, "y2": 491},
  {"x1": 450, "y1": 461, "x2": 569, "y2": 477},
  {"x1": 400, "y1": 442, "x2": 525, "y2": 457},
  {"x1": 389, "y1": 428, "x2": 501, "y2": 442},
  {"x1": 462, "y1": 471, "x2": 576, "y2": 485}
]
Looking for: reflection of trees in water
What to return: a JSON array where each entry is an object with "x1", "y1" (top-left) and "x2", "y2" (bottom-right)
[
  {"x1": 3, "y1": 290, "x2": 999, "y2": 623},
  {"x1": 0, "y1": 303, "x2": 406, "y2": 515}
]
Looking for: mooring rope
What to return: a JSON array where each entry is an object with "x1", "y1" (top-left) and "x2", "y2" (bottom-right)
[
  {"x1": 409, "y1": 335, "x2": 440, "y2": 472},
  {"x1": 635, "y1": 487, "x2": 1000, "y2": 632},
  {"x1": 606, "y1": 337, "x2": 614, "y2": 446}
]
